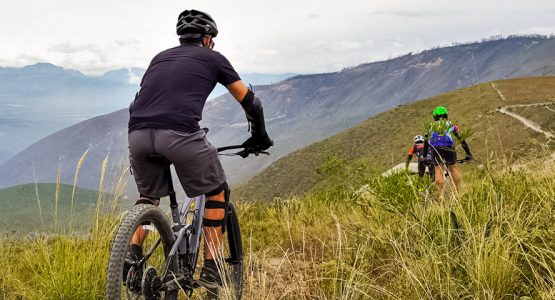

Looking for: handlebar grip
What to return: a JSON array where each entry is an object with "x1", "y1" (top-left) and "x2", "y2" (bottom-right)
[{"x1": 236, "y1": 149, "x2": 250, "y2": 158}]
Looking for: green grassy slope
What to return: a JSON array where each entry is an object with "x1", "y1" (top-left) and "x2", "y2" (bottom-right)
[
  {"x1": 236, "y1": 76, "x2": 555, "y2": 201},
  {"x1": 0, "y1": 183, "x2": 103, "y2": 232},
  {"x1": 1, "y1": 157, "x2": 554, "y2": 299},
  {"x1": 0, "y1": 77, "x2": 554, "y2": 299}
]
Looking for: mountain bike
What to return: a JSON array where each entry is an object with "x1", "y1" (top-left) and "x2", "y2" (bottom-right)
[{"x1": 106, "y1": 145, "x2": 268, "y2": 300}]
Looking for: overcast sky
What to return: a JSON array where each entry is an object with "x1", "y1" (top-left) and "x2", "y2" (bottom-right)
[{"x1": 1, "y1": 0, "x2": 554, "y2": 75}]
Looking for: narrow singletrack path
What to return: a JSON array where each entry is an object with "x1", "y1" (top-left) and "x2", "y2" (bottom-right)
[{"x1": 492, "y1": 83, "x2": 554, "y2": 139}]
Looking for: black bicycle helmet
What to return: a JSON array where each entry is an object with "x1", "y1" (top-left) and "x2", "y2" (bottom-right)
[{"x1": 176, "y1": 9, "x2": 218, "y2": 37}]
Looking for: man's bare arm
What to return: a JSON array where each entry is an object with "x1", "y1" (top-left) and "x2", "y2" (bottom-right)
[{"x1": 227, "y1": 80, "x2": 248, "y2": 102}]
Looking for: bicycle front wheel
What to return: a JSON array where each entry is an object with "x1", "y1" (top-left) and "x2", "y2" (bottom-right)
[
  {"x1": 204, "y1": 201, "x2": 244, "y2": 300},
  {"x1": 106, "y1": 204, "x2": 178, "y2": 300},
  {"x1": 223, "y1": 202, "x2": 244, "y2": 299}
]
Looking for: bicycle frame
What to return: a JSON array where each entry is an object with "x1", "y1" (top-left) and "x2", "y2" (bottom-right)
[
  {"x1": 166, "y1": 194, "x2": 206, "y2": 276},
  {"x1": 136, "y1": 162, "x2": 207, "y2": 292},
  {"x1": 138, "y1": 145, "x2": 252, "y2": 293}
]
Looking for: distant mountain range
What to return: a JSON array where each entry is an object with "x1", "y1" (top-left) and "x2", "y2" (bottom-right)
[
  {"x1": 0, "y1": 63, "x2": 142, "y2": 164},
  {"x1": 1, "y1": 35, "x2": 554, "y2": 193},
  {"x1": 0, "y1": 62, "x2": 295, "y2": 164}
]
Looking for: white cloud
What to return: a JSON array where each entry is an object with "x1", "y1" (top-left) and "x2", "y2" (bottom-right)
[
  {"x1": 0, "y1": 0, "x2": 553, "y2": 74},
  {"x1": 521, "y1": 27, "x2": 555, "y2": 35},
  {"x1": 371, "y1": 10, "x2": 456, "y2": 18},
  {"x1": 127, "y1": 69, "x2": 142, "y2": 84}
]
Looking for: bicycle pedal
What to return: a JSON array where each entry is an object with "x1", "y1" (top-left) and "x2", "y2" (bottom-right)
[{"x1": 191, "y1": 280, "x2": 202, "y2": 289}]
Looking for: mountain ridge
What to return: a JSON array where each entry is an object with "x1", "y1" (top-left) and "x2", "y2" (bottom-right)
[
  {"x1": 1, "y1": 36, "x2": 554, "y2": 192},
  {"x1": 0, "y1": 62, "x2": 295, "y2": 163}
]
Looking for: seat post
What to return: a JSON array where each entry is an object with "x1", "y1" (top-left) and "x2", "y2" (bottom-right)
[{"x1": 165, "y1": 165, "x2": 180, "y2": 224}]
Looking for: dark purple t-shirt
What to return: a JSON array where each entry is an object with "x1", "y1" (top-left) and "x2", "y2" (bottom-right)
[{"x1": 128, "y1": 44, "x2": 241, "y2": 133}]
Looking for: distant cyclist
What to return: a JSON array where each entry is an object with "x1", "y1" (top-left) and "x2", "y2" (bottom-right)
[
  {"x1": 126, "y1": 9, "x2": 273, "y2": 289},
  {"x1": 406, "y1": 135, "x2": 434, "y2": 179},
  {"x1": 424, "y1": 106, "x2": 472, "y2": 193}
]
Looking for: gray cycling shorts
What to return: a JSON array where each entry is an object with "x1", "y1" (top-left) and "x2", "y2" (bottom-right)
[{"x1": 128, "y1": 128, "x2": 226, "y2": 198}]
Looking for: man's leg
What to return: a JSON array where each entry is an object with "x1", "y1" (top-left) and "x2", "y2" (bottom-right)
[
  {"x1": 418, "y1": 161, "x2": 426, "y2": 177},
  {"x1": 123, "y1": 195, "x2": 160, "y2": 285},
  {"x1": 447, "y1": 165, "x2": 462, "y2": 192},
  {"x1": 130, "y1": 196, "x2": 160, "y2": 247},
  {"x1": 203, "y1": 191, "x2": 225, "y2": 260},
  {"x1": 428, "y1": 164, "x2": 435, "y2": 181},
  {"x1": 199, "y1": 183, "x2": 229, "y2": 288},
  {"x1": 434, "y1": 164, "x2": 446, "y2": 196},
  {"x1": 128, "y1": 129, "x2": 165, "y2": 251}
]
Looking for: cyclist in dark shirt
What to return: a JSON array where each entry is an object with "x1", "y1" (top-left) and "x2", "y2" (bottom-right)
[
  {"x1": 126, "y1": 9, "x2": 273, "y2": 289},
  {"x1": 405, "y1": 135, "x2": 434, "y2": 179}
]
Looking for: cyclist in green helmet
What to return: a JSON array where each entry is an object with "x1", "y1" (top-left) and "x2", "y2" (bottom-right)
[{"x1": 424, "y1": 106, "x2": 472, "y2": 194}]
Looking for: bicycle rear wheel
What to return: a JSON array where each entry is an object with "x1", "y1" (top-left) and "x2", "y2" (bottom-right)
[{"x1": 106, "y1": 204, "x2": 178, "y2": 300}]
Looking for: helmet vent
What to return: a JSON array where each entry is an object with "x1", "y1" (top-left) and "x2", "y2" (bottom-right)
[{"x1": 176, "y1": 9, "x2": 218, "y2": 37}]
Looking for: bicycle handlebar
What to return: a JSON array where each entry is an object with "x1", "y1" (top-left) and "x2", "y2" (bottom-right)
[
  {"x1": 216, "y1": 145, "x2": 270, "y2": 158},
  {"x1": 216, "y1": 145, "x2": 245, "y2": 152},
  {"x1": 456, "y1": 157, "x2": 473, "y2": 164}
]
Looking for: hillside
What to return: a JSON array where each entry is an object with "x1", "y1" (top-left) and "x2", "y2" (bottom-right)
[
  {"x1": 236, "y1": 76, "x2": 555, "y2": 201},
  {"x1": 507, "y1": 103, "x2": 555, "y2": 134},
  {"x1": 0, "y1": 183, "x2": 104, "y2": 232},
  {"x1": 1, "y1": 36, "x2": 554, "y2": 192},
  {"x1": 0, "y1": 63, "x2": 142, "y2": 163},
  {"x1": 0, "y1": 63, "x2": 294, "y2": 164},
  {"x1": 1, "y1": 151, "x2": 554, "y2": 298}
]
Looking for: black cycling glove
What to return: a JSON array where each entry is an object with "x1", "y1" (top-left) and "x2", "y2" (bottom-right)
[
  {"x1": 240, "y1": 89, "x2": 273, "y2": 150},
  {"x1": 242, "y1": 134, "x2": 273, "y2": 150}
]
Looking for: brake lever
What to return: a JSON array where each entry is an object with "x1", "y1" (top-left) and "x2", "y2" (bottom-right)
[
  {"x1": 237, "y1": 149, "x2": 250, "y2": 158},
  {"x1": 253, "y1": 149, "x2": 270, "y2": 156},
  {"x1": 237, "y1": 148, "x2": 270, "y2": 158}
]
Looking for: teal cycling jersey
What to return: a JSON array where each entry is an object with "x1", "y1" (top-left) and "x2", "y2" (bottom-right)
[{"x1": 430, "y1": 120, "x2": 459, "y2": 148}]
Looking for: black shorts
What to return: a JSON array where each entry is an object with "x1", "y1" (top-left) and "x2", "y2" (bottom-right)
[
  {"x1": 431, "y1": 147, "x2": 457, "y2": 166},
  {"x1": 128, "y1": 128, "x2": 226, "y2": 198}
]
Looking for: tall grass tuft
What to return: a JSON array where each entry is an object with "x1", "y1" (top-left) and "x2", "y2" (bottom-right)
[
  {"x1": 69, "y1": 148, "x2": 89, "y2": 229},
  {"x1": 0, "y1": 155, "x2": 127, "y2": 300},
  {"x1": 0, "y1": 155, "x2": 554, "y2": 298},
  {"x1": 237, "y1": 157, "x2": 555, "y2": 299}
]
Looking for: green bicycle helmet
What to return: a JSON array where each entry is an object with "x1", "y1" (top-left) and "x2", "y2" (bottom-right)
[
  {"x1": 433, "y1": 106, "x2": 449, "y2": 120},
  {"x1": 433, "y1": 106, "x2": 448, "y2": 116}
]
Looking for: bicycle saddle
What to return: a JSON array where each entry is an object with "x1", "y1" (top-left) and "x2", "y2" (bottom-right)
[{"x1": 146, "y1": 153, "x2": 172, "y2": 166}]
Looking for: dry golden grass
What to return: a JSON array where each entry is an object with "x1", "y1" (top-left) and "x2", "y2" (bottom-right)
[{"x1": 236, "y1": 77, "x2": 555, "y2": 202}]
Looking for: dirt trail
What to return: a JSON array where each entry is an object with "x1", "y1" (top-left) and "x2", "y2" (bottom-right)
[
  {"x1": 492, "y1": 83, "x2": 554, "y2": 139},
  {"x1": 490, "y1": 82, "x2": 506, "y2": 101}
]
